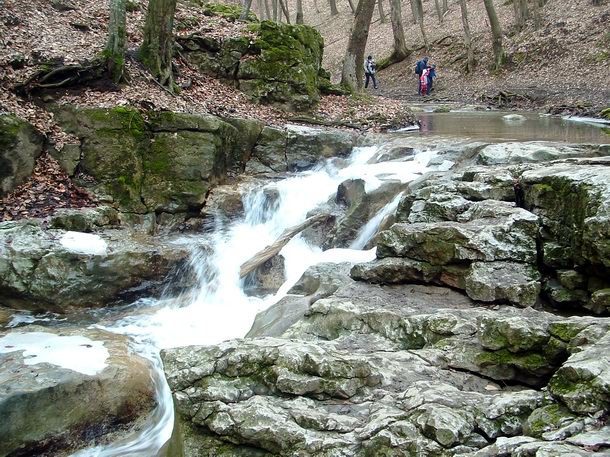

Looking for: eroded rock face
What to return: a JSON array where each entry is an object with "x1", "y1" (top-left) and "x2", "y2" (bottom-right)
[
  {"x1": 0, "y1": 326, "x2": 156, "y2": 456},
  {"x1": 358, "y1": 153, "x2": 610, "y2": 313},
  {"x1": 0, "y1": 114, "x2": 44, "y2": 196},
  {"x1": 0, "y1": 219, "x2": 192, "y2": 311},
  {"x1": 163, "y1": 276, "x2": 610, "y2": 456}
]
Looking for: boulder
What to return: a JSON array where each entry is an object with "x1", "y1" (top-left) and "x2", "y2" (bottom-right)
[
  {"x1": 0, "y1": 114, "x2": 44, "y2": 196},
  {"x1": 0, "y1": 219, "x2": 192, "y2": 311},
  {"x1": 0, "y1": 326, "x2": 156, "y2": 456},
  {"x1": 476, "y1": 142, "x2": 610, "y2": 166}
]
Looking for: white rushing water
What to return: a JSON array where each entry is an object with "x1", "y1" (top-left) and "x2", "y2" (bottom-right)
[{"x1": 75, "y1": 140, "x2": 447, "y2": 456}]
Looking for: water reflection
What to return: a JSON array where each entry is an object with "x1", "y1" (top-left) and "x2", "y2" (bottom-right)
[{"x1": 416, "y1": 111, "x2": 609, "y2": 143}]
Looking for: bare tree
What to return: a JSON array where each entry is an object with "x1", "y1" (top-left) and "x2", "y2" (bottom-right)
[
  {"x1": 240, "y1": 0, "x2": 254, "y2": 19},
  {"x1": 328, "y1": 0, "x2": 339, "y2": 15},
  {"x1": 387, "y1": 0, "x2": 409, "y2": 63},
  {"x1": 483, "y1": 0, "x2": 504, "y2": 70},
  {"x1": 264, "y1": 0, "x2": 271, "y2": 18},
  {"x1": 340, "y1": 0, "x2": 377, "y2": 91},
  {"x1": 296, "y1": 0, "x2": 304, "y2": 23},
  {"x1": 346, "y1": 0, "x2": 356, "y2": 14},
  {"x1": 273, "y1": 0, "x2": 278, "y2": 21},
  {"x1": 140, "y1": 0, "x2": 177, "y2": 90},
  {"x1": 442, "y1": 0, "x2": 448, "y2": 14},
  {"x1": 409, "y1": 0, "x2": 418, "y2": 24},
  {"x1": 106, "y1": 0, "x2": 126, "y2": 83},
  {"x1": 378, "y1": 0, "x2": 386, "y2": 23},
  {"x1": 458, "y1": 0, "x2": 475, "y2": 72},
  {"x1": 433, "y1": 0, "x2": 443, "y2": 23},
  {"x1": 279, "y1": 0, "x2": 290, "y2": 22},
  {"x1": 413, "y1": 0, "x2": 429, "y2": 50},
  {"x1": 532, "y1": 0, "x2": 541, "y2": 29},
  {"x1": 513, "y1": 0, "x2": 529, "y2": 31}
]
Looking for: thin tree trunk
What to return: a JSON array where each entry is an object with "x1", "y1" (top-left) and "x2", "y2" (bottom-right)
[
  {"x1": 140, "y1": 0, "x2": 177, "y2": 90},
  {"x1": 441, "y1": 0, "x2": 447, "y2": 14},
  {"x1": 458, "y1": 0, "x2": 474, "y2": 73},
  {"x1": 296, "y1": 0, "x2": 304, "y2": 23},
  {"x1": 414, "y1": 0, "x2": 429, "y2": 50},
  {"x1": 273, "y1": 0, "x2": 278, "y2": 21},
  {"x1": 106, "y1": 0, "x2": 126, "y2": 84},
  {"x1": 377, "y1": 0, "x2": 386, "y2": 23},
  {"x1": 279, "y1": 0, "x2": 290, "y2": 22},
  {"x1": 240, "y1": 0, "x2": 254, "y2": 19},
  {"x1": 346, "y1": 0, "x2": 356, "y2": 14},
  {"x1": 313, "y1": 0, "x2": 321, "y2": 13},
  {"x1": 409, "y1": 0, "x2": 418, "y2": 24},
  {"x1": 340, "y1": 0, "x2": 377, "y2": 91},
  {"x1": 329, "y1": 0, "x2": 339, "y2": 15},
  {"x1": 264, "y1": 0, "x2": 271, "y2": 18},
  {"x1": 483, "y1": 0, "x2": 504, "y2": 70},
  {"x1": 388, "y1": 0, "x2": 409, "y2": 62},
  {"x1": 433, "y1": 0, "x2": 442, "y2": 23},
  {"x1": 532, "y1": 0, "x2": 541, "y2": 29}
]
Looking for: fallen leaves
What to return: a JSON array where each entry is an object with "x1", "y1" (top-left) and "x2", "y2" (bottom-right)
[{"x1": 0, "y1": 154, "x2": 97, "y2": 222}]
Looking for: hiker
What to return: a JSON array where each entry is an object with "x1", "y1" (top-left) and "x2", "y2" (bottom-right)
[
  {"x1": 364, "y1": 55, "x2": 378, "y2": 89},
  {"x1": 427, "y1": 64, "x2": 437, "y2": 93},
  {"x1": 415, "y1": 56, "x2": 429, "y2": 95},
  {"x1": 420, "y1": 66, "x2": 430, "y2": 96}
]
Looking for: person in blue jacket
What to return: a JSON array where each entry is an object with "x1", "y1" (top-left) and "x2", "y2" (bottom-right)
[
  {"x1": 427, "y1": 64, "x2": 437, "y2": 95},
  {"x1": 414, "y1": 56, "x2": 429, "y2": 95}
]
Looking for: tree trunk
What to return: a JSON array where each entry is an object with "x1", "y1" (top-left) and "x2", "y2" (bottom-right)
[
  {"x1": 239, "y1": 214, "x2": 330, "y2": 278},
  {"x1": 240, "y1": 0, "x2": 254, "y2": 19},
  {"x1": 106, "y1": 0, "x2": 126, "y2": 84},
  {"x1": 346, "y1": 0, "x2": 356, "y2": 14},
  {"x1": 296, "y1": 0, "x2": 304, "y2": 23},
  {"x1": 532, "y1": 0, "x2": 541, "y2": 29},
  {"x1": 377, "y1": 0, "x2": 386, "y2": 23},
  {"x1": 279, "y1": 0, "x2": 290, "y2": 22},
  {"x1": 340, "y1": 0, "x2": 376, "y2": 92},
  {"x1": 313, "y1": 0, "x2": 321, "y2": 13},
  {"x1": 329, "y1": 0, "x2": 339, "y2": 15},
  {"x1": 264, "y1": 0, "x2": 271, "y2": 18},
  {"x1": 483, "y1": 0, "x2": 504, "y2": 70},
  {"x1": 458, "y1": 0, "x2": 475, "y2": 73},
  {"x1": 273, "y1": 0, "x2": 278, "y2": 20},
  {"x1": 433, "y1": 0, "x2": 442, "y2": 23},
  {"x1": 140, "y1": 0, "x2": 177, "y2": 90},
  {"x1": 441, "y1": 0, "x2": 448, "y2": 14},
  {"x1": 409, "y1": 0, "x2": 418, "y2": 24},
  {"x1": 513, "y1": 0, "x2": 529, "y2": 31},
  {"x1": 414, "y1": 0, "x2": 429, "y2": 50},
  {"x1": 388, "y1": 0, "x2": 409, "y2": 62}
]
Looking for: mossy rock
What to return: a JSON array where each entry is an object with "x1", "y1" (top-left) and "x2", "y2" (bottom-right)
[
  {"x1": 201, "y1": 2, "x2": 258, "y2": 22},
  {"x1": 0, "y1": 114, "x2": 44, "y2": 195},
  {"x1": 523, "y1": 404, "x2": 577, "y2": 438},
  {"x1": 601, "y1": 108, "x2": 610, "y2": 120}
]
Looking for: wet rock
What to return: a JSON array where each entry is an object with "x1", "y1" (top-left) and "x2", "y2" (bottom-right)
[
  {"x1": 0, "y1": 219, "x2": 192, "y2": 311},
  {"x1": 0, "y1": 326, "x2": 156, "y2": 456},
  {"x1": 247, "y1": 125, "x2": 358, "y2": 174},
  {"x1": 477, "y1": 142, "x2": 609, "y2": 166},
  {"x1": 251, "y1": 254, "x2": 286, "y2": 292},
  {"x1": 0, "y1": 114, "x2": 44, "y2": 196}
]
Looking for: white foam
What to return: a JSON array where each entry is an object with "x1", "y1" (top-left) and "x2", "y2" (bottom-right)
[
  {"x1": 0, "y1": 332, "x2": 109, "y2": 376},
  {"x1": 60, "y1": 231, "x2": 108, "y2": 255}
]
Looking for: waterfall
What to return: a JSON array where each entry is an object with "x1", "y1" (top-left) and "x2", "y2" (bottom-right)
[{"x1": 77, "y1": 139, "x2": 446, "y2": 457}]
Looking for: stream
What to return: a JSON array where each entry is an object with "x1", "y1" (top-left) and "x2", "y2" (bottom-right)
[{"x1": 9, "y1": 110, "x2": 608, "y2": 456}]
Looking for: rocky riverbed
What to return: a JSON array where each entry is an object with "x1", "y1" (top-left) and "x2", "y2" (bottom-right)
[{"x1": 1, "y1": 110, "x2": 609, "y2": 456}]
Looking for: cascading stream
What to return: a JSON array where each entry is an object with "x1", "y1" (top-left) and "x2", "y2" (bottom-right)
[{"x1": 73, "y1": 139, "x2": 448, "y2": 456}]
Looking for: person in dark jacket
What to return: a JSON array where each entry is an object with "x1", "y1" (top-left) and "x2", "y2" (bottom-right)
[
  {"x1": 427, "y1": 64, "x2": 437, "y2": 94},
  {"x1": 414, "y1": 56, "x2": 429, "y2": 95},
  {"x1": 364, "y1": 55, "x2": 378, "y2": 89}
]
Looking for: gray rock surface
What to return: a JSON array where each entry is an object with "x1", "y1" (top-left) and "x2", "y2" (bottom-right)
[
  {"x1": 0, "y1": 326, "x2": 156, "y2": 456},
  {"x1": 0, "y1": 219, "x2": 192, "y2": 311}
]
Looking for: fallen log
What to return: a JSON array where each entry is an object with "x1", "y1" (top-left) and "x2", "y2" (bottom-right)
[{"x1": 239, "y1": 213, "x2": 330, "y2": 279}]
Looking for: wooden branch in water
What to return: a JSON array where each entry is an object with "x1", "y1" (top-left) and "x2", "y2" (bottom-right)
[{"x1": 239, "y1": 213, "x2": 330, "y2": 278}]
